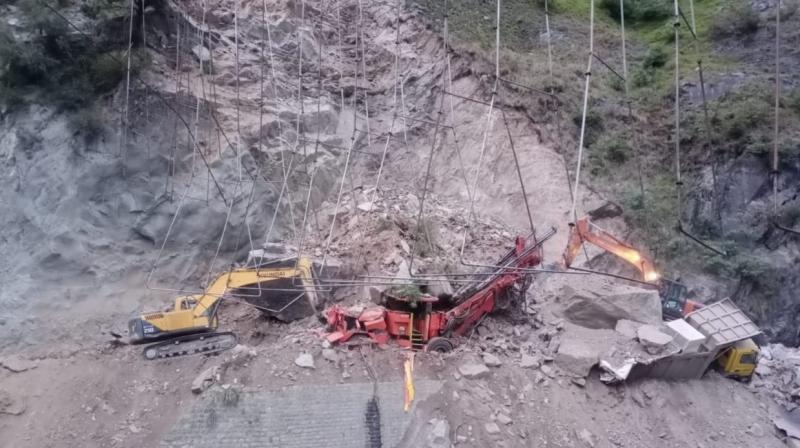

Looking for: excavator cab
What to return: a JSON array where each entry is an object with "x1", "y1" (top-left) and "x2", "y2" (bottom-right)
[{"x1": 659, "y1": 279, "x2": 704, "y2": 320}]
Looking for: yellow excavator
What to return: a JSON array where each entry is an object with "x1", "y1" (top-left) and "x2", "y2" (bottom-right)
[{"x1": 129, "y1": 257, "x2": 320, "y2": 360}]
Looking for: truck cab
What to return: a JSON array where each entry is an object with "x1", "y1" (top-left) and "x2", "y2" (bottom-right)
[{"x1": 716, "y1": 338, "x2": 759, "y2": 380}]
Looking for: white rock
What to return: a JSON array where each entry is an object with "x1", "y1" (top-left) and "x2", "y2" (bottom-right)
[
  {"x1": 755, "y1": 364, "x2": 772, "y2": 377},
  {"x1": 458, "y1": 363, "x2": 491, "y2": 379},
  {"x1": 577, "y1": 428, "x2": 596, "y2": 447},
  {"x1": 294, "y1": 353, "x2": 315, "y2": 369},
  {"x1": 322, "y1": 349, "x2": 339, "y2": 363},
  {"x1": 0, "y1": 355, "x2": 38, "y2": 373},
  {"x1": 637, "y1": 325, "x2": 674, "y2": 354},
  {"x1": 427, "y1": 418, "x2": 451, "y2": 448},
  {"x1": 485, "y1": 422, "x2": 501, "y2": 435},
  {"x1": 191, "y1": 365, "x2": 220, "y2": 394},
  {"x1": 496, "y1": 413, "x2": 513, "y2": 425},
  {"x1": 357, "y1": 202, "x2": 376, "y2": 212},
  {"x1": 483, "y1": 353, "x2": 503, "y2": 367},
  {"x1": 520, "y1": 354, "x2": 540, "y2": 369}
]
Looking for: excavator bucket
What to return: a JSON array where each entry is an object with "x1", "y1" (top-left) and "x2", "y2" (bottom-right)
[{"x1": 232, "y1": 257, "x2": 323, "y2": 322}]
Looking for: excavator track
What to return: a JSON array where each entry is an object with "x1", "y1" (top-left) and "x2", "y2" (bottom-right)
[{"x1": 142, "y1": 332, "x2": 238, "y2": 361}]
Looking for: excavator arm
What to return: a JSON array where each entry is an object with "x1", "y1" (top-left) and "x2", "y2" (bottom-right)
[
  {"x1": 563, "y1": 217, "x2": 660, "y2": 283},
  {"x1": 129, "y1": 257, "x2": 317, "y2": 343}
]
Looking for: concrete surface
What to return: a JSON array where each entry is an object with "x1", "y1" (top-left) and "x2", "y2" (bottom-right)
[{"x1": 161, "y1": 380, "x2": 442, "y2": 448}]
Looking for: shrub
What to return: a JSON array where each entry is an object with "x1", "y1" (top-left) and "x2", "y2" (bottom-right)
[
  {"x1": 642, "y1": 46, "x2": 667, "y2": 69},
  {"x1": 788, "y1": 89, "x2": 800, "y2": 116},
  {"x1": 599, "y1": 134, "x2": 632, "y2": 164},
  {"x1": 600, "y1": 0, "x2": 672, "y2": 24},
  {"x1": 573, "y1": 110, "x2": 604, "y2": 146},
  {"x1": 715, "y1": 95, "x2": 770, "y2": 142},
  {"x1": 710, "y1": 3, "x2": 760, "y2": 39}
]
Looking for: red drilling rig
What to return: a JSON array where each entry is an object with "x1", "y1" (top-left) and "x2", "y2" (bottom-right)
[{"x1": 324, "y1": 229, "x2": 555, "y2": 352}]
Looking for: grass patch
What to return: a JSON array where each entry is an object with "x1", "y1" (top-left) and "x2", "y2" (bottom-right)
[{"x1": 709, "y1": 2, "x2": 760, "y2": 39}]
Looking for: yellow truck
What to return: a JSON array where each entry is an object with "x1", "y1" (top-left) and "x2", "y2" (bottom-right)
[{"x1": 716, "y1": 338, "x2": 759, "y2": 380}]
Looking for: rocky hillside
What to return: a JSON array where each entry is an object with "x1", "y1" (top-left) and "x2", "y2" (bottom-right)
[{"x1": 2, "y1": 0, "x2": 800, "y2": 347}]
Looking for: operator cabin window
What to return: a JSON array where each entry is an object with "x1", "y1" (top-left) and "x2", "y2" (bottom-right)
[
  {"x1": 665, "y1": 300, "x2": 680, "y2": 311},
  {"x1": 740, "y1": 353, "x2": 757, "y2": 365}
]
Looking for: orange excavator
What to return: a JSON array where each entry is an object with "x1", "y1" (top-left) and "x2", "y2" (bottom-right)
[{"x1": 563, "y1": 217, "x2": 703, "y2": 320}]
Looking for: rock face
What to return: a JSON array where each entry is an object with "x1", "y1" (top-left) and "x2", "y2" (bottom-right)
[{"x1": 559, "y1": 284, "x2": 662, "y2": 330}]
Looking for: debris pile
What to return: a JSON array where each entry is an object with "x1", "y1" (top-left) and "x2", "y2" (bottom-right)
[{"x1": 752, "y1": 344, "x2": 800, "y2": 409}]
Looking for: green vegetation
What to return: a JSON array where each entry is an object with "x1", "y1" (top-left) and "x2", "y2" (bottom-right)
[
  {"x1": 709, "y1": 2, "x2": 760, "y2": 39},
  {"x1": 0, "y1": 0, "x2": 146, "y2": 137},
  {"x1": 389, "y1": 284, "x2": 423, "y2": 299},
  {"x1": 411, "y1": 0, "x2": 544, "y2": 51},
  {"x1": 408, "y1": 0, "x2": 798, "y2": 297},
  {"x1": 599, "y1": 0, "x2": 671, "y2": 24},
  {"x1": 788, "y1": 89, "x2": 800, "y2": 116},
  {"x1": 588, "y1": 132, "x2": 632, "y2": 175}
]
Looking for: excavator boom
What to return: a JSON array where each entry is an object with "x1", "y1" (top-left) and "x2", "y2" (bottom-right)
[{"x1": 563, "y1": 217, "x2": 659, "y2": 283}]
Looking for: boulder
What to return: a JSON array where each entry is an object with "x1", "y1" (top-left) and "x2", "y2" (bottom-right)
[
  {"x1": 458, "y1": 363, "x2": 491, "y2": 379},
  {"x1": 294, "y1": 353, "x2": 315, "y2": 369},
  {"x1": 482, "y1": 353, "x2": 503, "y2": 367},
  {"x1": 485, "y1": 422, "x2": 501, "y2": 435},
  {"x1": 557, "y1": 337, "x2": 599, "y2": 377},
  {"x1": 191, "y1": 365, "x2": 220, "y2": 394},
  {"x1": 637, "y1": 325, "x2": 674, "y2": 355},
  {"x1": 615, "y1": 319, "x2": 642, "y2": 339},
  {"x1": 427, "y1": 278, "x2": 454, "y2": 298},
  {"x1": 576, "y1": 428, "x2": 596, "y2": 447},
  {"x1": 0, "y1": 391, "x2": 25, "y2": 416},
  {"x1": 520, "y1": 354, "x2": 541, "y2": 369},
  {"x1": 0, "y1": 355, "x2": 38, "y2": 373},
  {"x1": 496, "y1": 413, "x2": 512, "y2": 425},
  {"x1": 559, "y1": 284, "x2": 662, "y2": 329},
  {"x1": 322, "y1": 349, "x2": 339, "y2": 363},
  {"x1": 426, "y1": 418, "x2": 451, "y2": 448}
]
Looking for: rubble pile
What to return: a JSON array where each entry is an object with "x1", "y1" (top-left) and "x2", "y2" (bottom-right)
[
  {"x1": 751, "y1": 344, "x2": 800, "y2": 409},
  {"x1": 301, "y1": 185, "x2": 520, "y2": 281}
]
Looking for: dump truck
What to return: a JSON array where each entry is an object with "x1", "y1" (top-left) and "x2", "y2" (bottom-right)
[{"x1": 612, "y1": 298, "x2": 762, "y2": 382}]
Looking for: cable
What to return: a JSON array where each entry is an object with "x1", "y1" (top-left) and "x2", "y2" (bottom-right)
[
  {"x1": 619, "y1": 0, "x2": 647, "y2": 213},
  {"x1": 120, "y1": 0, "x2": 135, "y2": 178},
  {"x1": 568, "y1": 0, "x2": 595, "y2": 224},
  {"x1": 772, "y1": 0, "x2": 781, "y2": 218}
]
